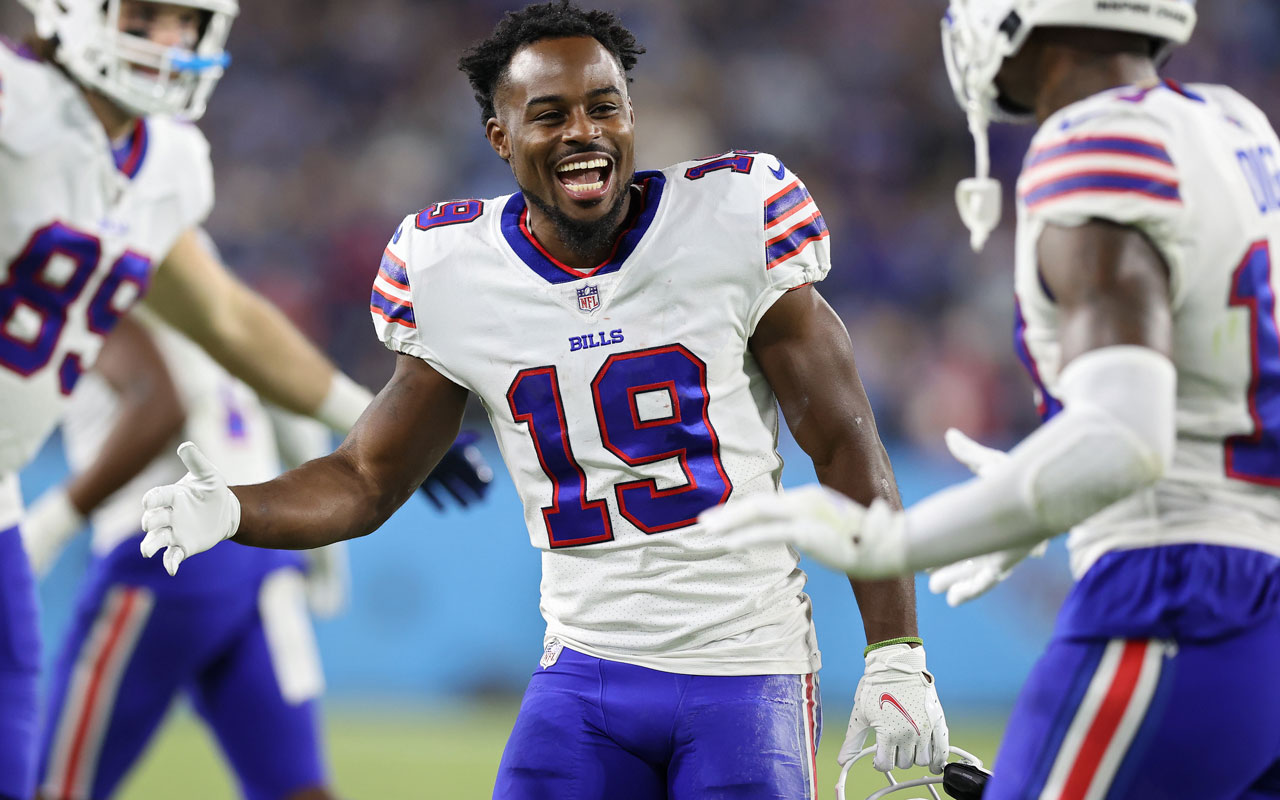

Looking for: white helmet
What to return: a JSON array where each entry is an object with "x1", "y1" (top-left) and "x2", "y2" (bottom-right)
[
  {"x1": 836, "y1": 745, "x2": 988, "y2": 800},
  {"x1": 18, "y1": 0, "x2": 238, "y2": 120},
  {"x1": 941, "y1": 0, "x2": 1197, "y2": 250}
]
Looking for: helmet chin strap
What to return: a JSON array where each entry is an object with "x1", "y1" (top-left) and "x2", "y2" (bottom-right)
[{"x1": 955, "y1": 108, "x2": 1002, "y2": 252}]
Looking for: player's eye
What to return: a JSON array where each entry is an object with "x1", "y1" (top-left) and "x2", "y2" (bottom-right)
[
  {"x1": 533, "y1": 110, "x2": 564, "y2": 124},
  {"x1": 591, "y1": 104, "x2": 618, "y2": 116}
]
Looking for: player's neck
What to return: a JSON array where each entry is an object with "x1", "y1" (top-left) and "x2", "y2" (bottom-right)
[
  {"x1": 82, "y1": 88, "x2": 140, "y2": 143},
  {"x1": 526, "y1": 187, "x2": 637, "y2": 271},
  {"x1": 1033, "y1": 48, "x2": 1158, "y2": 124}
]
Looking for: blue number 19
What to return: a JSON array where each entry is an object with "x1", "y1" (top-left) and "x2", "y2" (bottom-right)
[{"x1": 507, "y1": 345, "x2": 732, "y2": 548}]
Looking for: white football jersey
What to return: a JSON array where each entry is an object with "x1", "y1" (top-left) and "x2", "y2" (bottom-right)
[
  {"x1": 1014, "y1": 80, "x2": 1280, "y2": 577},
  {"x1": 374, "y1": 152, "x2": 829, "y2": 675},
  {"x1": 0, "y1": 43, "x2": 212, "y2": 527},
  {"x1": 62, "y1": 309, "x2": 280, "y2": 555}
]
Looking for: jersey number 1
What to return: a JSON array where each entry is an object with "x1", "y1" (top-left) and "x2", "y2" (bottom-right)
[
  {"x1": 1226, "y1": 240, "x2": 1280, "y2": 486},
  {"x1": 507, "y1": 345, "x2": 732, "y2": 547}
]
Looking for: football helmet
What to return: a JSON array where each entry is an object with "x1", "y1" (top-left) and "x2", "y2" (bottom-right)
[
  {"x1": 940, "y1": 0, "x2": 1197, "y2": 250},
  {"x1": 18, "y1": 0, "x2": 238, "y2": 120},
  {"x1": 836, "y1": 745, "x2": 988, "y2": 800}
]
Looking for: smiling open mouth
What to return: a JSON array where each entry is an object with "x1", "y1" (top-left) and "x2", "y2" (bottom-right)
[{"x1": 555, "y1": 156, "x2": 613, "y2": 201}]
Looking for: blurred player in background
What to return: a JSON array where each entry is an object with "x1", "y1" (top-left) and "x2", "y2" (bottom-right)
[
  {"x1": 0, "y1": 0, "x2": 461, "y2": 793},
  {"x1": 24, "y1": 304, "x2": 343, "y2": 800},
  {"x1": 703, "y1": 0, "x2": 1280, "y2": 797},
  {"x1": 137, "y1": 2, "x2": 950, "y2": 797}
]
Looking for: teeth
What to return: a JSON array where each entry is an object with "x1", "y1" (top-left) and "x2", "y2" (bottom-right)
[
  {"x1": 564, "y1": 180, "x2": 604, "y2": 192},
  {"x1": 556, "y1": 158, "x2": 609, "y2": 173}
]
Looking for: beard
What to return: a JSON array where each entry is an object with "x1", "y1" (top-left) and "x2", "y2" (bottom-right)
[{"x1": 521, "y1": 170, "x2": 636, "y2": 263}]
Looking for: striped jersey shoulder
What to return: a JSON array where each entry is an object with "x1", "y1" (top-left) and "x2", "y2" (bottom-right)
[
  {"x1": 760, "y1": 160, "x2": 828, "y2": 272},
  {"x1": 1018, "y1": 102, "x2": 1182, "y2": 215},
  {"x1": 370, "y1": 218, "x2": 416, "y2": 330}
]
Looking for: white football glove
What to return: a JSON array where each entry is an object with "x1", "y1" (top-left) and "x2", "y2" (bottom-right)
[
  {"x1": 20, "y1": 487, "x2": 86, "y2": 578},
  {"x1": 697, "y1": 485, "x2": 907, "y2": 578},
  {"x1": 303, "y1": 542, "x2": 350, "y2": 619},
  {"x1": 844, "y1": 644, "x2": 949, "y2": 774},
  {"x1": 140, "y1": 442, "x2": 240, "y2": 576},
  {"x1": 926, "y1": 429, "x2": 1047, "y2": 607}
]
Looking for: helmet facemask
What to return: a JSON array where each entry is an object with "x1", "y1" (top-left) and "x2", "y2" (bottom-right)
[
  {"x1": 25, "y1": 0, "x2": 238, "y2": 121},
  {"x1": 940, "y1": 0, "x2": 1197, "y2": 252}
]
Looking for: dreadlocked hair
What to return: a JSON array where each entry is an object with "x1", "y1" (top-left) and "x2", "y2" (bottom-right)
[{"x1": 458, "y1": 0, "x2": 644, "y2": 125}]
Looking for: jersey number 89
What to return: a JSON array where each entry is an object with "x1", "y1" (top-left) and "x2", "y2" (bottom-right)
[
  {"x1": 0, "y1": 222, "x2": 150, "y2": 394},
  {"x1": 508, "y1": 345, "x2": 732, "y2": 547}
]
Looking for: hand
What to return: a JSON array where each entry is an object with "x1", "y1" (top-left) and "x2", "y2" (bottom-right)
[
  {"x1": 140, "y1": 442, "x2": 240, "y2": 576},
  {"x1": 303, "y1": 542, "x2": 350, "y2": 619},
  {"x1": 696, "y1": 485, "x2": 908, "y2": 578},
  {"x1": 418, "y1": 431, "x2": 494, "y2": 510},
  {"x1": 927, "y1": 429, "x2": 1046, "y2": 606},
  {"x1": 843, "y1": 644, "x2": 949, "y2": 774},
  {"x1": 20, "y1": 487, "x2": 86, "y2": 578}
]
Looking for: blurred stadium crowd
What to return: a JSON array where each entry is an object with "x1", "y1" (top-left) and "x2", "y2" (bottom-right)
[{"x1": 4, "y1": 0, "x2": 1277, "y2": 451}]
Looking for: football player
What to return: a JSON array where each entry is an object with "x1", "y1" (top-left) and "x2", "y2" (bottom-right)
[
  {"x1": 2, "y1": 0, "x2": 384, "y2": 793},
  {"x1": 701, "y1": 1, "x2": 1280, "y2": 797},
  {"x1": 138, "y1": 1, "x2": 950, "y2": 797},
  {"x1": 25, "y1": 309, "x2": 341, "y2": 800}
]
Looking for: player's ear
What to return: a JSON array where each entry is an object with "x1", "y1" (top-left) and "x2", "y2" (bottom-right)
[
  {"x1": 627, "y1": 98, "x2": 635, "y2": 124},
  {"x1": 485, "y1": 118, "x2": 512, "y2": 162}
]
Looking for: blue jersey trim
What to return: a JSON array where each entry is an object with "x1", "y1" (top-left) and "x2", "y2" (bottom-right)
[{"x1": 499, "y1": 171, "x2": 666, "y2": 285}]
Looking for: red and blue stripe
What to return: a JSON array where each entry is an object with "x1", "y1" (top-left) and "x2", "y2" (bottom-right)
[
  {"x1": 1026, "y1": 136, "x2": 1173, "y2": 169},
  {"x1": 764, "y1": 180, "x2": 813, "y2": 228},
  {"x1": 371, "y1": 249, "x2": 415, "y2": 328},
  {"x1": 111, "y1": 119, "x2": 149, "y2": 179},
  {"x1": 766, "y1": 210, "x2": 828, "y2": 270},
  {"x1": 1022, "y1": 171, "x2": 1180, "y2": 209}
]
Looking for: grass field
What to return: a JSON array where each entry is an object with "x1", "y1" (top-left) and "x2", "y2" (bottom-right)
[{"x1": 117, "y1": 702, "x2": 1003, "y2": 798}]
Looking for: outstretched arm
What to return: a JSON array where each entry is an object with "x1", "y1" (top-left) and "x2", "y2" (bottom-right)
[
  {"x1": 705, "y1": 220, "x2": 1175, "y2": 579},
  {"x1": 749, "y1": 285, "x2": 918, "y2": 644},
  {"x1": 142, "y1": 354, "x2": 468, "y2": 570},
  {"x1": 144, "y1": 228, "x2": 370, "y2": 430}
]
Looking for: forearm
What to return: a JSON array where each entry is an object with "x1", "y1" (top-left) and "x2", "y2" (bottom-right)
[
  {"x1": 198, "y1": 283, "x2": 346, "y2": 418},
  {"x1": 902, "y1": 346, "x2": 1175, "y2": 572},
  {"x1": 814, "y1": 442, "x2": 918, "y2": 644},
  {"x1": 231, "y1": 448, "x2": 411, "y2": 550},
  {"x1": 66, "y1": 403, "x2": 182, "y2": 514}
]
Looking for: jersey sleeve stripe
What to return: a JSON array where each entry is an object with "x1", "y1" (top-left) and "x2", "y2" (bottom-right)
[
  {"x1": 370, "y1": 290, "x2": 416, "y2": 328},
  {"x1": 378, "y1": 248, "x2": 411, "y2": 290},
  {"x1": 764, "y1": 180, "x2": 808, "y2": 221},
  {"x1": 1022, "y1": 171, "x2": 1181, "y2": 209},
  {"x1": 766, "y1": 211, "x2": 830, "y2": 270},
  {"x1": 1027, "y1": 136, "x2": 1174, "y2": 168}
]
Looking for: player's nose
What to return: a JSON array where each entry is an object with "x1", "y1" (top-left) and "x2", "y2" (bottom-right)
[
  {"x1": 561, "y1": 107, "x2": 600, "y2": 144},
  {"x1": 148, "y1": 13, "x2": 198, "y2": 49}
]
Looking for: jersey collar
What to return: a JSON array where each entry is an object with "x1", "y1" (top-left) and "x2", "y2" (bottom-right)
[
  {"x1": 500, "y1": 170, "x2": 666, "y2": 285},
  {"x1": 110, "y1": 118, "x2": 149, "y2": 179}
]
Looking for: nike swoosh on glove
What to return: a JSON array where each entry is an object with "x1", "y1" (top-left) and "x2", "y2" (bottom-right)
[
  {"x1": 843, "y1": 644, "x2": 949, "y2": 774},
  {"x1": 927, "y1": 428, "x2": 1047, "y2": 606},
  {"x1": 140, "y1": 442, "x2": 240, "y2": 576},
  {"x1": 419, "y1": 431, "x2": 495, "y2": 510}
]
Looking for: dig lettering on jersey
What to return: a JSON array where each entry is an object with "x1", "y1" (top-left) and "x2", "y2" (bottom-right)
[
  {"x1": 508, "y1": 345, "x2": 731, "y2": 547},
  {"x1": 1226, "y1": 240, "x2": 1280, "y2": 486},
  {"x1": 0, "y1": 223, "x2": 151, "y2": 394}
]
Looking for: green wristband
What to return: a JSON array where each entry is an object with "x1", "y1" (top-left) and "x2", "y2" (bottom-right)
[{"x1": 863, "y1": 636, "x2": 923, "y2": 657}]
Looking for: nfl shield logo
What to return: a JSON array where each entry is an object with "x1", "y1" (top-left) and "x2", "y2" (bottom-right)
[{"x1": 577, "y1": 284, "x2": 600, "y2": 313}]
